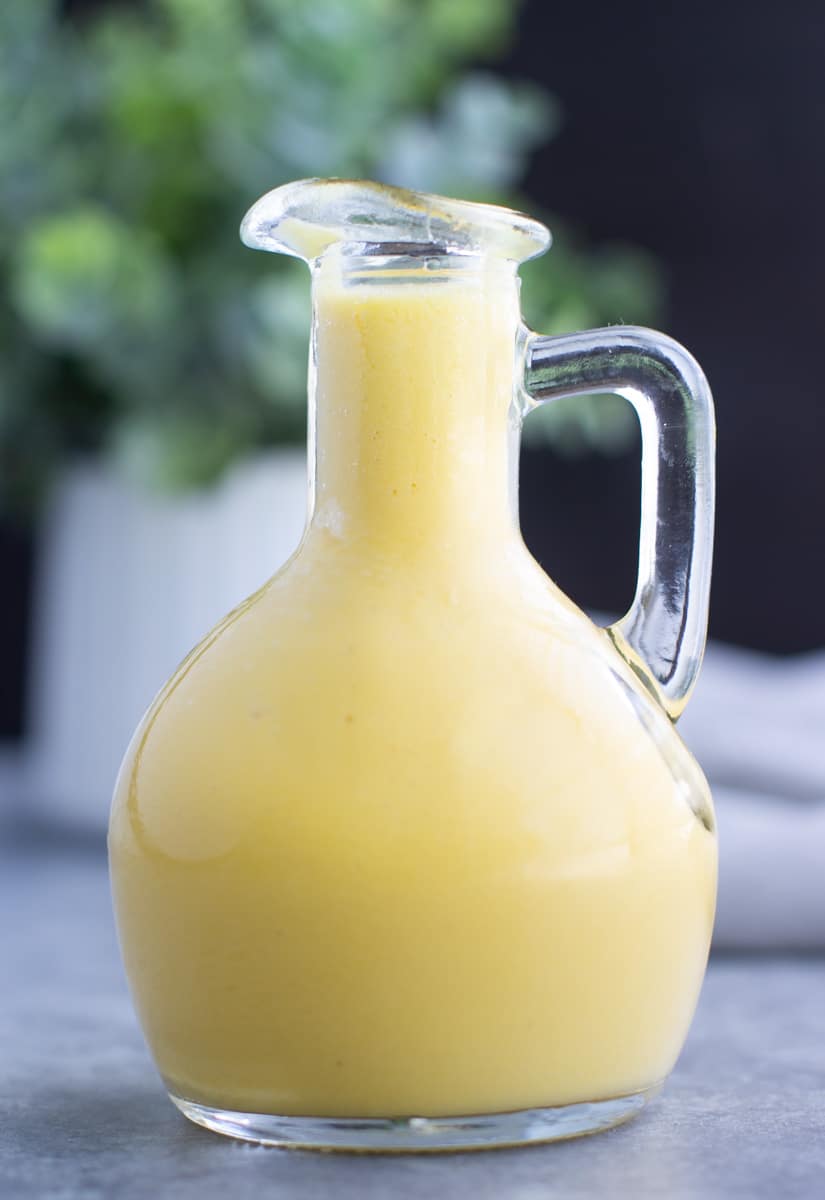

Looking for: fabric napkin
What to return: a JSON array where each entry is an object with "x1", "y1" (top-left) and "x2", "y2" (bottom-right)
[{"x1": 679, "y1": 642, "x2": 825, "y2": 949}]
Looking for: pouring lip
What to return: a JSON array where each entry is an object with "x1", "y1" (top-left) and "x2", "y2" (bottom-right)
[{"x1": 240, "y1": 178, "x2": 551, "y2": 265}]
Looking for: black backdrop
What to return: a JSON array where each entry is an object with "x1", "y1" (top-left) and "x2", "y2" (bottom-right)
[
  {"x1": 511, "y1": 0, "x2": 825, "y2": 653},
  {"x1": 2, "y1": 0, "x2": 824, "y2": 737}
]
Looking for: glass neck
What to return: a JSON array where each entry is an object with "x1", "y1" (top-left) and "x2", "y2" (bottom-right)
[{"x1": 307, "y1": 250, "x2": 522, "y2": 556}]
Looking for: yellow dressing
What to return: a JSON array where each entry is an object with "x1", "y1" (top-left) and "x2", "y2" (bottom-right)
[{"x1": 110, "y1": 252, "x2": 716, "y2": 1119}]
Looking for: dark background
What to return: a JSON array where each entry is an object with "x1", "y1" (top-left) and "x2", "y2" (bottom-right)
[
  {"x1": 515, "y1": 0, "x2": 825, "y2": 653},
  {"x1": 2, "y1": 0, "x2": 824, "y2": 738}
]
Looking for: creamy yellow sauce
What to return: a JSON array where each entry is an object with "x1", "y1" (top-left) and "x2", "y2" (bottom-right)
[{"x1": 110, "y1": 253, "x2": 716, "y2": 1118}]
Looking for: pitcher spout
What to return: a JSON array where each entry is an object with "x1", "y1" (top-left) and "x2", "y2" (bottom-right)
[{"x1": 240, "y1": 177, "x2": 551, "y2": 265}]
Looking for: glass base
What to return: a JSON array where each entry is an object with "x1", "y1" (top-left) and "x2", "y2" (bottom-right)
[{"x1": 170, "y1": 1084, "x2": 661, "y2": 1152}]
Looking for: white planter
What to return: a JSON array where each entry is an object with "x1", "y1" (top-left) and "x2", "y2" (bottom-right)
[{"x1": 23, "y1": 450, "x2": 307, "y2": 833}]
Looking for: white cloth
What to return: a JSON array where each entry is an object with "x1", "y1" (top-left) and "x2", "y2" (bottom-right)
[{"x1": 679, "y1": 642, "x2": 825, "y2": 948}]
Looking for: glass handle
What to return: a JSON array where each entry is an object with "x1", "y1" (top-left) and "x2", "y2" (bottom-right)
[{"x1": 522, "y1": 325, "x2": 715, "y2": 721}]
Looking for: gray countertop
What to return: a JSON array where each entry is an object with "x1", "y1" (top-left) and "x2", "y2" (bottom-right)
[{"x1": 2, "y1": 842, "x2": 824, "y2": 1200}]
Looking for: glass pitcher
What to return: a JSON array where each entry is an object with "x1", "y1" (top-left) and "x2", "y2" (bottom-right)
[{"x1": 109, "y1": 179, "x2": 716, "y2": 1152}]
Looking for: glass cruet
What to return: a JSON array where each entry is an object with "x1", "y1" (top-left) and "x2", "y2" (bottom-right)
[{"x1": 109, "y1": 178, "x2": 717, "y2": 1152}]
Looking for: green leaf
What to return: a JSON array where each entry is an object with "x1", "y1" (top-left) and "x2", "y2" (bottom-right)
[
  {"x1": 380, "y1": 74, "x2": 559, "y2": 196},
  {"x1": 12, "y1": 208, "x2": 176, "y2": 347},
  {"x1": 111, "y1": 412, "x2": 247, "y2": 493}
]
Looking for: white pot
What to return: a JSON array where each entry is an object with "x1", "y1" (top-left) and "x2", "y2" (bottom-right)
[{"x1": 23, "y1": 450, "x2": 307, "y2": 833}]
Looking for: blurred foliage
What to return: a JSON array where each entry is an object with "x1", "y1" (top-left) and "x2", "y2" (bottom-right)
[{"x1": 0, "y1": 0, "x2": 662, "y2": 512}]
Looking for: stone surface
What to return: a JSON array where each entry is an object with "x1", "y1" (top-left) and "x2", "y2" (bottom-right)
[{"x1": 1, "y1": 843, "x2": 824, "y2": 1199}]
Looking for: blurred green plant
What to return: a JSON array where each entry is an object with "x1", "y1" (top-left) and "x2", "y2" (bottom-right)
[{"x1": 0, "y1": 0, "x2": 662, "y2": 512}]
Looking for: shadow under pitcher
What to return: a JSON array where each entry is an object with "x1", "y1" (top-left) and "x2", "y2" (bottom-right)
[{"x1": 108, "y1": 179, "x2": 717, "y2": 1152}]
